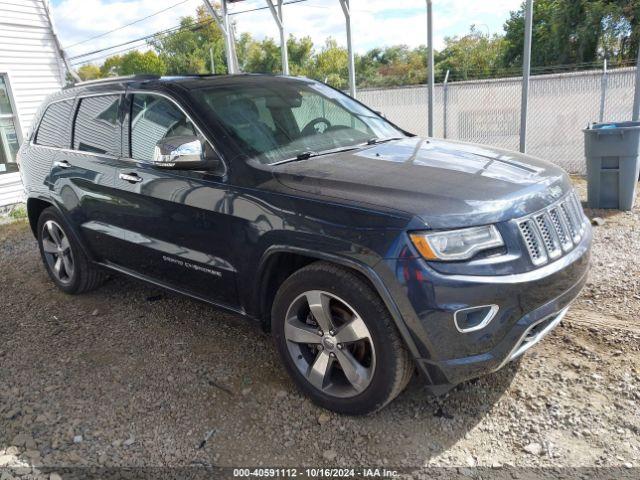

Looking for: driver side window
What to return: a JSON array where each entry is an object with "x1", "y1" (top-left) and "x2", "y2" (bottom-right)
[
  {"x1": 129, "y1": 93, "x2": 197, "y2": 162},
  {"x1": 291, "y1": 91, "x2": 368, "y2": 134}
]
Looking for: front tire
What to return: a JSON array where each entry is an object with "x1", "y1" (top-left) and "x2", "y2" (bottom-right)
[
  {"x1": 37, "y1": 207, "x2": 105, "y2": 294},
  {"x1": 272, "y1": 261, "x2": 413, "y2": 415}
]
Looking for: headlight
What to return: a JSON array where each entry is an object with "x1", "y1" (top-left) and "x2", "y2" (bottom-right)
[{"x1": 409, "y1": 225, "x2": 504, "y2": 261}]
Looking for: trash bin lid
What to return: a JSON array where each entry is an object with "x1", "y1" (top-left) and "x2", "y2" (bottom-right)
[{"x1": 587, "y1": 121, "x2": 640, "y2": 130}]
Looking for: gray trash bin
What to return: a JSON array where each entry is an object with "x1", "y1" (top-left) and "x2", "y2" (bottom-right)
[{"x1": 583, "y1": 121, "x2": 640, "y2": 211}]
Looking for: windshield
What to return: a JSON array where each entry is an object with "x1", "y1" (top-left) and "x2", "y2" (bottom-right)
[{"x1": 189, "y1": 79, "x2": 406, "y2": 164}]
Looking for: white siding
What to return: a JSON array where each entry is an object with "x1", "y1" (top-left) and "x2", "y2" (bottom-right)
[
  {"x1": 0, "y1": 0, "x2": 64, "y2": 206},
  {"x1": 0, "y1": 172, "x2": 24, "y2": 205},
  {"x1": 0, "y1": 0, "x2": 65, "y2": 133}
]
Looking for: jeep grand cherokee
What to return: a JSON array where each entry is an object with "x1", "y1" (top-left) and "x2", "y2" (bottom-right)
[{"x1": 18, "y1": 75, "x2": 591, "y2": 414}]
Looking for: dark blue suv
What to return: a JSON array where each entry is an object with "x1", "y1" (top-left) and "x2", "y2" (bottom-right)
[{"x1": 18, "y1": 75, "x2": 591, "y2": 414}]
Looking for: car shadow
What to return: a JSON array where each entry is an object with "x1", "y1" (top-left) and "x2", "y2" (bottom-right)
[{"x1": 0, "y1": 242, "x2": 519, "y2": 468}]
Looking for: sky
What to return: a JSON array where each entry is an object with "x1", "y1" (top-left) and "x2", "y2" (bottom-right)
[{"x1": 49, "y1": 0, "x2": 522, "y2": 66}]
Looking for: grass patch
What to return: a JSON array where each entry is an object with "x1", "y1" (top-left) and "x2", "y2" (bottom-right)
[{"x1": 9, "y1": 204, "x2": 27, "y2": 220}]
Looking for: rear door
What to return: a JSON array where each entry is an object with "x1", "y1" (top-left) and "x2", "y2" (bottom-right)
[
  {"x1": 107, "y1": 91, "x2": 238, "y2": 307},
  {"x1": 49, "y1": 93, "x2": 124, "y2": 262}
]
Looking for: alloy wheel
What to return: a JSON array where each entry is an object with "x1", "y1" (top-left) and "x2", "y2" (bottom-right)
[
  {"x1": 284, "y1": 290, "x2": 376, "y2": 398},
  {"x1": 41, "y1": 220, "x2": 74, "y2": 284}
]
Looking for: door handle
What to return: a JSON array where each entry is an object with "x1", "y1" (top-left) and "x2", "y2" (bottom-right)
[
  {"x1": 53, "y1": 160, "x2": 71, "y2": 169},
  {"x1": 119, "y1": 173, "x2": 143, "y2": 184}
]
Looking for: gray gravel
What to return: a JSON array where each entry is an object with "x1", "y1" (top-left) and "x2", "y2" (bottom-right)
[{"x1": 0, "y1": 177, "x2": 639, "y2": 477}]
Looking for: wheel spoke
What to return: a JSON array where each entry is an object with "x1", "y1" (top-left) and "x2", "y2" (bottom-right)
[
  {"x1": 53, "y1": 257, "x2": 63, "y2": 277},
  {"x1": 285, "y1": 317, "x2": 322, "y2": 344},
  {"x1": 306, "y1": 350, "x2": 333, "y2": 390},
  {"x1": 47, "y1": 222, "x2": 62, "y2": 246},
  {"x1": 59, "y1": 235, "x2": 70, "y2": 252},
  {"x1": 42, "y1": 239, "x2": 58, "y2": 254},
  {"x1": 62, "y1": 253, "x2": 73, "y2": 279},
  {"x1": 335, "y1": 349, "x2": 370, "y2": 393},
  {"x1": 335, "y1": 315, "x2": 370, "y2": 344},
  {"x1": 305, "y1": 291, "x2": 333, "y2": 332}
]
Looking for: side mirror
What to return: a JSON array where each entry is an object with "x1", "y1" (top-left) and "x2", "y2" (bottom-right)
[{"x1": 153, "y1": 135, "x2": 221, "y2": 171}]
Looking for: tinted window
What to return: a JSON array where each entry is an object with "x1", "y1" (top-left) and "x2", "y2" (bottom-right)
[
  {"x1": 190, "y1": 80, "x2": 405, "y2": 164},
  {"x1": 35, "y1": 100, "x2": 74, "y2": 148},
  {"x1": 73, "y1": 95, "x2": 121, "y2": 156},
  {"x1": 130, "y1": 94, "x2": 197, "y2": 162},
  {"x1": 291, "y1": 91, "x2": 368, "y2": 134}
]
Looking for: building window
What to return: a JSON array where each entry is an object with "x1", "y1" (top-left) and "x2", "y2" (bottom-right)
[{"x1": 0, "y1": 75, "x2": 21, "y2": 175}]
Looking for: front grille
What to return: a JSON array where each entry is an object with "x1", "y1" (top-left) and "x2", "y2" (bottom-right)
[{"x1": 517, "y1": 192, "x2": 586, "y2": 267}]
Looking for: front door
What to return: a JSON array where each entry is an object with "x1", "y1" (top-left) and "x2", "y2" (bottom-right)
[{"x1": 108, "y1": 92, "x2": 238, "y2": 308}]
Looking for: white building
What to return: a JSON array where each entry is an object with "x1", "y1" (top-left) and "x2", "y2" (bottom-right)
[{"x1": 0, "y1": 0, "x2": 67, "y2": 207}]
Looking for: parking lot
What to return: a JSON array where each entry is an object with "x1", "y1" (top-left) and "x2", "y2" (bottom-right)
[{"x1": 0, "y1": 178, "x2": 639, "y2": 476}]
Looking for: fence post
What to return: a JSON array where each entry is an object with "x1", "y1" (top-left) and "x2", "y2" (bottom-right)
[
  {"x1": 443, "y1": 69, "x2": 450, "y2": 138},
  {"x1": 519, "y1": 0, "x2": 533, "y2": 153},
  {"x1": 599, "y1": 58, "x2": 607, "y2": 123},
  {"x1": 633, "y1": 47, "x2": 640, "y2": 121},
  {"x1": 426, "y1": 0, "x2": 434, "y2": 137}
]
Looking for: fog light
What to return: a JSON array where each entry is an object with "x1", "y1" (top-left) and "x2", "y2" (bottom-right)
[{"x1": 454, "y1": 305, "x2": 499, "y2": 333}]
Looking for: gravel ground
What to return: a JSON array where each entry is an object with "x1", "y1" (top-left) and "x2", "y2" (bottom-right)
[{"x1": 0, "y1": 177, "x2": 639, "y2": 478}]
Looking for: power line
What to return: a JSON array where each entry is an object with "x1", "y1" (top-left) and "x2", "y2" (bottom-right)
[
  {"x1": 69, "y1": 0, "x2": 312, "y2": 63},
  {"x1": 228, "y1": 0, "x2": 309, "y2": 16},
  {"x1": 69, "y1": 16, "x2": 215, "y2": 62},
  {"x1": 65, "y1": 0, "x2": 194, "y2": 49}
]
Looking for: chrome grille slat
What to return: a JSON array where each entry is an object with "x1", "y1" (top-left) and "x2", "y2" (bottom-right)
[
  {"x1": 518, "y1": 219, "x2": 547, "y2": 266},
  {"x1": 548, "y1": 207, "x2": 572, "y2": 251},
  {"x1": 517, "y1": 192, "x2": 586, "y2": 267},
  {"x1": 534, "y1": 213, "x2": 561, "y2": 259}
]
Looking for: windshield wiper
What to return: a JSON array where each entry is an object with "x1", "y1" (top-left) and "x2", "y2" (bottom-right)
[
  {"x1": 273, "y1": 146, "x2": 362, "y2": 165},
  {"x1": 365, "y1": 137, "x2": 404, "y2": 145},
  {"x1": 294, "y1": 151, "x2": 317, "y2": 161}
]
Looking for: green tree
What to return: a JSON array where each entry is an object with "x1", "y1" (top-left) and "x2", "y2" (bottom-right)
[
  {"x1": 436, "y1": 27, "x2": 507, "y2": 80},
  {"x1": 77, "y1": 64, "x2": 101, "y2": 81},
  {"x1": 150, "y1": 6, "x2": 228, "y2": 74},
  {"x1": 240, "y1": 37, "x2": 281, "y2": 73},
  {"x1": 306, "y1": 38, "x2": 348, "y2": 88},
  {"x1": 120, "y1": 50, "x2": 167, "y2": 75},
  {"x1": 287, "y1": 35, "x2": 314, "y2": 75},
  {"x1": 501, "y1": 0, "x2": 640, "y2": 69}
]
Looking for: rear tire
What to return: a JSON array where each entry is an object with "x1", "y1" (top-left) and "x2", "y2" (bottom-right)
[
  {"x1": 272, "y1": 261, "x2": 413, "y2": 415},
  {"x1": 37, "y1": 207, "x2": 105, "y2": 294}
]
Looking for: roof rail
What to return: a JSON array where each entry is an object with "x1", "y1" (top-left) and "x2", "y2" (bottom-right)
[{"x1": 69, "y1": 75, "x2": 161, "y2": 88}]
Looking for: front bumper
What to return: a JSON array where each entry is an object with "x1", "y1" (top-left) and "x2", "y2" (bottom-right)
[{"x1": 376, "y1": 224, "x2": 591, "y2": 394}]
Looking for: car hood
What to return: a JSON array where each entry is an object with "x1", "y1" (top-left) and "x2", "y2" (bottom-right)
[{"x1": 272, "y1": 137, "x2": 572, "y2": 229}]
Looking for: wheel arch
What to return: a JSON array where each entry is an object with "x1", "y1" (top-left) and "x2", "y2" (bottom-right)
[
  {"x1": 254, "y1": 246, "x2": 421, "y2": 360},
  {"x1": 26, "y1": 197, "x2": 53, "y2": 237},
  {"x1": 27, "y1": 197, "x2": 94, "y2": 261}
]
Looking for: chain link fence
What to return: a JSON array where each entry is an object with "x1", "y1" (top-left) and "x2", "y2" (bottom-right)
[{"x1": 357, "y1": 67, "x2": 637, "y2": 174}]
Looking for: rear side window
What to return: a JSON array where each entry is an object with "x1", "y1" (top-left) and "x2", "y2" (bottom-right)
[
  {"x1": 73, "y1": 95, "x2": 121, "y2": 156},
  {"x1": 129, "y1": 94, "x2": 197, "y2": 162},
  {"x1": 35, "y1": 100, "x2": 74, "y2": 148}
]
